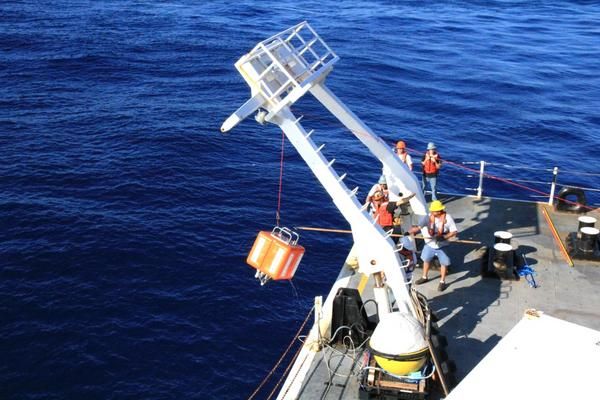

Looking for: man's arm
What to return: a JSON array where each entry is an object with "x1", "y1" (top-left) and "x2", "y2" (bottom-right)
[
  {"x1": 409, "y1": 214, "x2": 427, "y2": 235},
  {"x1": 396, "y1": 192, "x2": 416, "y2": 205},
  {"x1": 440, "y1": 214, "x2": 457, "y2": 241},
  {"x1": 441, "y1": 230, "x2": 457, "y2": 241}
]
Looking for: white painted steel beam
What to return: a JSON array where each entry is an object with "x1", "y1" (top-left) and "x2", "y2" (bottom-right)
[
  {"x1": 271, "y1": 107, "x2": 414, "y2": 315},
  {"x1": 310, "y1": 83, "x2": 427, "y2": 216}
]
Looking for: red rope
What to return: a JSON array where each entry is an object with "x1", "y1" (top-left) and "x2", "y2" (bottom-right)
[
  {"x1": 284, "y1": 108, "x2": 595, "y2": 209},
  {"x1": 265, "y1": 332, "x2": 305, "y2": 400},
  {"x1": 276, "y1": 130, "x2": 285, "y2": 226},
  {"x1": 247, "y1": 306, "x2": 314, "y2": 400},
  {"x1": 404, "y1": 146, "x2": 596, "y2": 211},
  {"x1": 443, "y1": 158, "x2": 596, "y2": 211}
]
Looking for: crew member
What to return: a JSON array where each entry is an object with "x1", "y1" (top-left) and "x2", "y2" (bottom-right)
[
  {"x1": 395, "y1": 140, "x2": 413, "y2": 170},
  {"x1": 365, "y1": 175, "x2": 389, "y2": 212},
  {"x1": 421, "y1": 142, "x2": 442, "y2": 201},
  {"x1": 372, "y1": 191, "x2": 415, "y2": 234},
  {"x1": 411, "y1": 200, "x2": 457, "y2": 292}
]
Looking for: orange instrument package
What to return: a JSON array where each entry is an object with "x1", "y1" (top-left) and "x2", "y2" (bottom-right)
[{"x1": 247, "y1": 227, "x2": 305, "y2": 283}]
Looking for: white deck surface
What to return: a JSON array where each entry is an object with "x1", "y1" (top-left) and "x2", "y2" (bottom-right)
[{"x1": 446, "y1": 312, "x2": 600, "y2": 400}]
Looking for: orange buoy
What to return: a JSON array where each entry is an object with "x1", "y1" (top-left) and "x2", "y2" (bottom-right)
[{"x1": 247, "y1": 227, "x2": 305, "y2": 285}]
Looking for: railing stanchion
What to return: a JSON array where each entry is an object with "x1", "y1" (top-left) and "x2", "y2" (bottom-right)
[
  {"x1": 477, "y1": 160, "x2": 485, "y2": 199},
  {"x1": 548, "y1": 166, "x2": 558, "y2": 205}
]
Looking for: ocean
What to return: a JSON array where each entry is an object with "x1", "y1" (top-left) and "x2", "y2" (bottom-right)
[{"x1": 1, "y1": 1, "x2": 599, "y2": 399}]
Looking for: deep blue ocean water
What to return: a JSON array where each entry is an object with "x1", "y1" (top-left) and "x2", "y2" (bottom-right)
[{"x1": 1, "y1": 1, "x2": 599, "y2": 399}]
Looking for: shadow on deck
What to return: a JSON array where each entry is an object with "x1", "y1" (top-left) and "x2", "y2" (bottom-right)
[{"x1": 414, "y1": 195, "x2": 600, "y2": 383}]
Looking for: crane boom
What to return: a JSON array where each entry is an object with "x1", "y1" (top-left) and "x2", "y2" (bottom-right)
[{"x1": 221, "y1": 21, "x2": 427, "y2": 318}]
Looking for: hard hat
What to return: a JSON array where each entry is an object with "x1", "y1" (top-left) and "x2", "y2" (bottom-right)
[
  {"x1": 396, "y1": 140, "x2": 406, "y2": 149},
  {"x1": 378, "y1": 175, "x2": 387, "y2": 184},
  {"x1": 429, "y1": 200, "x2": 445, "y2": 212},
  {"x1": 427, "y1": 142, "x2": 436, "y2": 150},
  {"x1": 373, "y1": 191, "x2": 384, "y2": 200}
]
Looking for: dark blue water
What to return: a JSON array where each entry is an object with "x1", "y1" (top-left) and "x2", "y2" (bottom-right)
[{"x1": 1, "y1": 1, "x2": 599, "y2": 399}]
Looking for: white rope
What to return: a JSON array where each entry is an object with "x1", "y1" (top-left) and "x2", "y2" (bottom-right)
[{"x1": 562, "y1": 184, "x2": 600, "y2": 193}]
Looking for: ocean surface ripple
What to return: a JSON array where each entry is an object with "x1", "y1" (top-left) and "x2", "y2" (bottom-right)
[{"x1": 1, "y1": 1, "x2": 599, "y2": 399}]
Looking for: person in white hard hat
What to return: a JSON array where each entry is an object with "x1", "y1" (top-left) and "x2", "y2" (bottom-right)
[
  {"x1": 421, "y1": 142, "x2": 442, "y2": 201},
  {"x1": 365, "y1": 175, "x2": 389, "y2": 213}
]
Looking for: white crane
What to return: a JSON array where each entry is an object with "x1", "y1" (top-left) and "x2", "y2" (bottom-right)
[{"x1": 221, "y1": 22, "x2": 429, "y2": 398}]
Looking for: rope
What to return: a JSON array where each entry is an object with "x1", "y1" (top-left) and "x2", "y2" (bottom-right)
[
  {"x1": 516, "y1": 265, "x2": 537, "y2": 288},
  {"x1": 247, "y1": 306, "x2": 314, "y2": 400},
  {"x1": 287, "y1": 106, "x2": 598, "y2": 181},
  {"x1": 457, "y1": 162, "x2": 600, "y2": 194},
  {"x1": 285, "y1": 108, "x2": 598, "y2": 208},
  {"x1": 550, "y1": 169, "x2": 600, "y2": 177},
  {"x1": 461, "y1": 162, "x2": 600, "y2": 177},
  {"x1": 442, "y1": 158, "x2": 598, "y2": 212},
  {"x1": 458, "y1": 161, "x2": 600, "y2": 177},
  {"x1": 541, "y1": 207, "x2": 574, "y2": 268},
  {"x1": 276, "y1": 130, "x2": 285, "y2": 226},
  {"x1": 481, "y1": 163, "x2": 554, "y2": 172},
  {"x1": 276, "y1": 341, "x2": 312, "y2": 400},
  {"x1": 409, "y1": 150, "x2": 598, "y2": 200},
  {"x1": 490, "y1": 178, "x2": 550, "y2": 186},
  {"x1": 561, "y1": 184, "x2": 600, "y2": 193},
  {"x1": 266, "y1": 339, "x2": 304, "y2": 400},
  {"x1": 296, "y1": 226, "x2": 482, "y2": 244}
]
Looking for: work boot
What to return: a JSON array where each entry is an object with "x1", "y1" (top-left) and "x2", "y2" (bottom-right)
[{"x1": 414, "y1": 277, "x2": 429, "y2": 285}]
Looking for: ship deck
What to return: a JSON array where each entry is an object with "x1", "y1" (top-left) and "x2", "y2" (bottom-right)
[{"x1": 284, "y1": 195, "x2": 600, "y2": 399}]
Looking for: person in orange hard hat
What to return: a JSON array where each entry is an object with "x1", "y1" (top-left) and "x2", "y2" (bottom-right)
[
  {"x1": 410, "y1": 200, "x2": 457, "y2": 292},
  {"x1": 395, "y1": 140, "x2": 413, "y2": 170}
]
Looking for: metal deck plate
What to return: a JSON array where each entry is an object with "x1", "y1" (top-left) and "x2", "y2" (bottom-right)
[{"x1": 282, "y1": 195, "x2": 600, "y2": 399}]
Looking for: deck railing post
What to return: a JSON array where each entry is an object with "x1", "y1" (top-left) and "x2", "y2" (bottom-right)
[
  {"x1": 477, "y1": 160, "x2": 485, "y2": 199},
  {"x1": 548, "y1": 166, "x2": 558, "y2": 205},
  {"x1": 311, "y1": 296, "x2": 323, "y2": 351}
]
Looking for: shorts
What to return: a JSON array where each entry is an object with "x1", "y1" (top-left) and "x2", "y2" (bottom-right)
[{"x1": 421, "y1": 244, "x2": 451, "y2": 266}]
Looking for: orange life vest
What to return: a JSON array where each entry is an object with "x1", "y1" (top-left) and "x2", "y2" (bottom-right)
[
  {"x1": 423, "y1": 153, "x2": 441, "y2": 175},
  {"x1": 428, "y1": 212, "x2": 446, "y2": 236},
  {"x1": 375, "y1": 202, "x2": 394, "y2": 227}
]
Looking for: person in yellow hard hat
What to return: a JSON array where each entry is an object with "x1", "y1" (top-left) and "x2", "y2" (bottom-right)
[
  {"x1": 410, "y1": 200, "x2": 457, "y2": 292},
  {"x1": 395, "y1": 140, "x2": 413, "y2": 170}
]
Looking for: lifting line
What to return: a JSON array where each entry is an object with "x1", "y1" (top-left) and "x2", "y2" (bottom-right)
[{"x1": 276, "y1": 130, "x2": 285, "y2": 226}]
